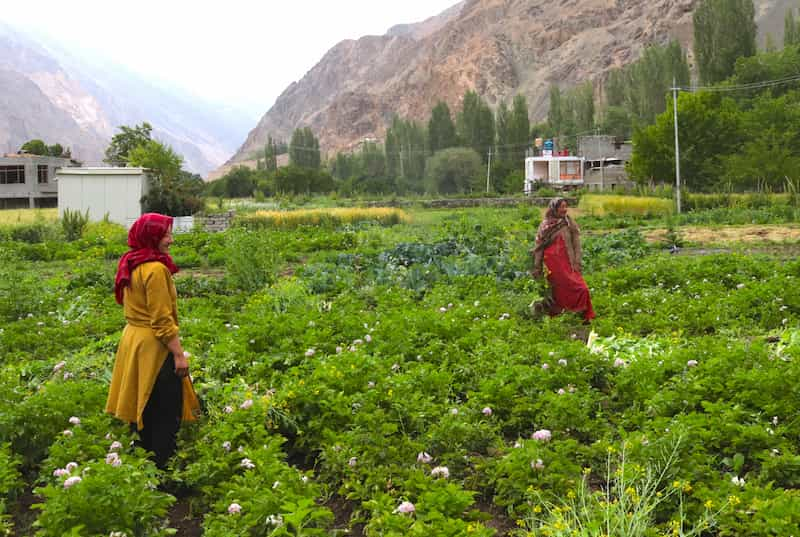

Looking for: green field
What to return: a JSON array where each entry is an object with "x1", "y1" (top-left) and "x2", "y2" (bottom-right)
[{"x1": 0, "y1": 205, "x2": 798, "y2": 536}]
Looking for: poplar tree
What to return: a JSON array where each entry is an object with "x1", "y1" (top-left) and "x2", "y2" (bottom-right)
[
  {"x1": 427, "y1": 101, "x2": 457, "y2": 153},
  {"x1": 694, "y1": 0, "x2": 757, "y2": 84}
]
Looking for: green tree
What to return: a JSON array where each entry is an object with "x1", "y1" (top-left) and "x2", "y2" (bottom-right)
[
  {"x1": 427, "y1": 101, "x2": 457, "y2": 154},
  {"x1": 104, "y1": 122, "x2": 153, "y2": 166},
  {"x1": 509, "y1": 95, "x2": 531, "y2": 163},
  {"x1": 385, "y1": 116, "x2": 426, "y2": 193},
  {"x1": 223, "y1": 166, "x2": 256, "y2": 198},
  {"x1": 784, "y1": 8, "x2": 798, "y2": 47},
  {"x1": 694, "y1": 0, "x2": 757, "y2": 84},
  {"x1": 129, "y1": 140, "x2": 202, "y2": 215},
  {"x1": 289, "y1": 127, "x2": 321, "y2": 170},
  {"x1": 721, "y1": 92, "x2": 800, "y2": 190},
  {"x1": 263, "y1": 136, "x2": 279, "y2": 173},
  {"x1": 48, "y1": 143, "x2": 64, "y2": 157},
  {"x1": 20, "y1": 139, "x2": 48, "y2": 156},
  {"x1": 602, "y1": 40, "x2": 690, "y2": 133},
  {"x1": 628, "y1": 91, "x2": 744, "y2": 190},
  {"x1": 494, "y1": 100, "x2": 511, "y2": 165},
  {"x1": 424, "y1": 147, "x2": 483, "y2": 194},
  {"x1": 457, "y1": 90, "x2": 495, "y2": 162}
]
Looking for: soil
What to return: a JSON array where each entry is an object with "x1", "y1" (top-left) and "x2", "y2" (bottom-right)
[
  {"x1": 326, "y1": 495, "x2": 364, "y2": 536},
  {"x1": 167, "y1": 497, "x2": 203, "y2": 537},
  {"x1": 10, "y1": 486, "x2": 39, "y2": 537},
  {"x1": 644, "y1": 224, "x2": 800, "y2": 245}
]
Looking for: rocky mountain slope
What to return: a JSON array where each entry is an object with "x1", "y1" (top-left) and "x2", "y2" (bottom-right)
[
  {"x1": 0, "y1": 23, "x2": 253, "y2": 175},
  {"x1": 228, "y1": 0, "x2": 790, "y2": 166}
]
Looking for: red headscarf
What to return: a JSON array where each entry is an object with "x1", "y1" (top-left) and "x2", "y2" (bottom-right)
[{"x1": 114, "y1": 213, "x2": 179, "y2": 304}]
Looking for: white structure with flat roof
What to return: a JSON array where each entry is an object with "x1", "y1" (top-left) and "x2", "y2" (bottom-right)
[{"x1": 56, "y1": 167, "x2": 150, "y2": 227}]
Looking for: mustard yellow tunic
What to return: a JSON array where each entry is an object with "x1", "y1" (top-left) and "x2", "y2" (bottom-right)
[{"x1": 106, "y1": 261, "x2": 199, "y2": 430}]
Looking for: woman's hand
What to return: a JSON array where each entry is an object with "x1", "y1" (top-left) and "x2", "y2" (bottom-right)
[
  {"x1": 174, "y1": 351, "x2": 190, "y2": 378},
  {"x1": 531, "y1": 268, "x2": 542, "y2": 279}
]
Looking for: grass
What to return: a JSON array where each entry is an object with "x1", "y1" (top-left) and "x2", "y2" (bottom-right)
[
  {"x1": 578, "y1": 195, "x2": 673, "y2": 217},
  {"x1": 236, "y1": 207, "x2": 410, "y2": 229},
  {"x1": 0, "y1": 208, "x2": 58, "y2": 225}
]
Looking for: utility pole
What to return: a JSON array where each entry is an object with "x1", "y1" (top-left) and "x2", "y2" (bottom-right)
[
  {"x1": 672, "y1": 77, "x2": 682, "y2": 214},
  {"x1": 399, "y1": 148, "x2": 404, "y2": 180},
  {"x1": 486, "y1": 148, "x2": 492, "y2": 193}
]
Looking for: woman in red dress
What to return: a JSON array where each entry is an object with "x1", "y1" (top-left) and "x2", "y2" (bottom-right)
[{"x1": 531, "y1": 198, "x2": 595, "y2": 322}]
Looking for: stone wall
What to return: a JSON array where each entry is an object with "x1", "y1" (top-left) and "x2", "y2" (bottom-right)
[{"x1": 198, "y1": 210, "x2": 236, "y2": 233}]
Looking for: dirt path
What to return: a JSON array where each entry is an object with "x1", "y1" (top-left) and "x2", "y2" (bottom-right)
[{"x1": 644, "y1": 224, "x2": 800, "y2": 244}]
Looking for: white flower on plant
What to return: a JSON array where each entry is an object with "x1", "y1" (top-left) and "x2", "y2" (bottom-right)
[
  {"x1": 482, "y1": 407, "x2": 492, "y2": 416},
  {"x1": 687, "y1": 360, "x2": 698, "y2": 367},
  {"x1": 450, "y1": 408, "x2": 459, "y2": 416},
  {"x1": 558, "y1": 359, "x2": 568, "y2": 366},
  {"x1": 63, "y1": 372, "x2": 73, "y2": 380},
  {"x1": 348, "y1": 457, "x2": 358, "y2": 467},
  {"x1": 272, "y1": 480, "x2": 280, "y2": 489},
  {"x1": 336, "y1": 346, "x2": 343, "y2": 354},
  {"x1": 731, "y1": 475, "x2": 745, "y2": 487},
  {"x1": 417, "y1": 452, "x2": 433, "y2": 464},
  {"x1": 301, "y1": 475, "x2": 309, "y2": 483},
  {"x1": 613, "y1": 358, "x2": 627, "y2": 368},
  {"x1": 394, "y1": 501, "x2": 415, "y2": 514},
  {"x1": 53, "y1": 361, "x2": 66, "y2": 373},
  {"x1": 541, "y1": 363, "x2": 549, "y2": 370},
  {"x1": 736, "y1": 283, "x2": 745, "y2": 289},
  {"x1": 227, "y1": 503, "x2": 242, "y2": 515},
  {"x1": 348, "y1": 345, "x2": 357, "y2": 352},
  {"x1": 240, "y1": 399, "x2": 253, "y2": 410},
  {"x1": 474, "y1": 300, "x2": 480, "y2": 307},
  {"x1": 53, "y1": 468, "x2": 69, "y2": 477},
  {"x1": 513, "y1": 440, "x2": 522, "y2": 448},
  {"x1": 63, "y1": 476, "x2": 82, "y2": 489},
  {"x1": 532, "y1": 429, "x2": 552, "y2": 442},
  {"x1": 557, "y1": 388, "x2": 566, "y2": 395},
  {"x1": 439, "y1": 307, "x2": 447, "y2": 313},
  {"x1": 105, "y1": 453, "x2": 120, "y2": 465},
  {"x1": 109, "y1": 531, "x2": 128, "y2": 537},
  {"x1": 391, "y1": 363, "x2": 400, "y2": 372},
  {"x1": 531, "y1": 459, "x2": 545, "y2": 470},
  {"x1": 240, "y1": 458, "x2": 255, "y2": 469},
  {"x1": 771, "y1": 448, "x2": 780, "y2": 457},
  {"x1": 568, "y1": 385, "x2": 577, "y2": 393},
  {"x1": 353, "y1": 339, "x2": 364, "y2": 346},
  {"x1": 305, "y1": 348, "x2": 315, "y2": 357},
  {"x1": 109, "y1": 441, "x2": 123, "y2": 452},
  {"x1": 499, "y1": 313, "x2": 511, "y2": 320},
  {"x1": 365, "y1": 334, "x2": 372, "y2": 343},
  {"x1": 772, "y1": 416, "x2": 779, "y2": 426},
  {"x1": 222, "y1": 441, "x2": 231, "y2": 452},
  {"x1": 65, "y1": 462, "x2": 78, "y2": 473},
  {"x1": 367, "y1": 381, "x2": 375, "y2": 389},
  {"x1": 430, "y1": 466, "x2": 449, "y2": 479},
  {"x1": 223, "y1": 405, "x2": 234, "y2": 414},
  {"x1": 266, "y1": 514, "x2": 284, "y2": 527},
  {"x1": 62, "y1": 430, "x2": 73, "y2": 438}
]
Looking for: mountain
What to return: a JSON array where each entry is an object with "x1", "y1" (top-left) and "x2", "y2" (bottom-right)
[
  {"x1": 0, "y1": 22, "x2": 254, "y2": 176},
  {"x1": 227, "y1": 0, "x2": 790, "y2": 167}
]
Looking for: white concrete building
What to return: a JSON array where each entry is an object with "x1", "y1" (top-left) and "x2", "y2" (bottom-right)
[{"x1": 56, "y1": 167, "x2": 150, "y2": 227}]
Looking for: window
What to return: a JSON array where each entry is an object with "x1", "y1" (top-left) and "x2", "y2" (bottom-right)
[
  {"x1": 38, "y1": 165, "x2": 49, "y2": 183},
  {"x1": 0, "y1": 165, "x2": 25, "y2": 185}
]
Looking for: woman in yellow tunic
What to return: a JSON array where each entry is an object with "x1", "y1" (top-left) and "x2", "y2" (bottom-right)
[{"x1": 106, "y1": 213, "x2": 199, "y2": 468}]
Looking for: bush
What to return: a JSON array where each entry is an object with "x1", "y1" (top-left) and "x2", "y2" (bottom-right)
[
  {"x1": 224, "y1": 229, "x2": 280, "y2": 292},
  {"x1": 60, "y1": 209, "x2": 89, "y2": 242},
  {"x1": 424, "y1": 148, "x2": 484, "y2": 194}
]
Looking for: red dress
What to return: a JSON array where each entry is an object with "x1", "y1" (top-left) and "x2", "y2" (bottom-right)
[{"x1": 543, "y1": 235, "x2": 595, "y2": 321}]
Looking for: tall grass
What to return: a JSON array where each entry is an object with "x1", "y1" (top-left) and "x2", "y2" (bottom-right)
[
  {"x1": 236, "y1": 207, "x2": 410, "y2": 229},
  {"x1": 579, "y1": 195, "x2": 673, "y2": 217},
  {"x1": 0, "y1": 208, "x2": 58, "y2": 225}
]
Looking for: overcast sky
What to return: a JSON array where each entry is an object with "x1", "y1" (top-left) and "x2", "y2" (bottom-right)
[{"x1": 3, "y1": 0, "x2": 459, "y2": 120}]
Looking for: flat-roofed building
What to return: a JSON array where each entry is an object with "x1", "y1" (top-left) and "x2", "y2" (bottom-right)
[{"x1": 0, "y1": 153, "x2": 78, "y2": 208}]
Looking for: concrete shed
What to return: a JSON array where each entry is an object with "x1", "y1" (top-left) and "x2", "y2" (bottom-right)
[{"x1": 56, "y1": 167, "x2": 150, "y2": 227}]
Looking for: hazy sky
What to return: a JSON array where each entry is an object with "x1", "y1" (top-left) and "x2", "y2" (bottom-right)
[{"x1": 3, "y1": 0, "x2": 459, "y2": 120}]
